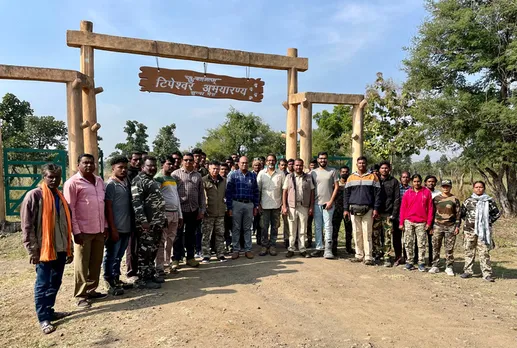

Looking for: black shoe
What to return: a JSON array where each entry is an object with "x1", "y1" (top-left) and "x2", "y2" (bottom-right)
[
  {"x1": 115, "y1": 277, "x2": 133, "y2": 290},
  {"x1": 310, "y1": 250, "x2": 323, "y2": 258},
  {"x1": 87, "y1": 291, "x2": 108, "y2": 299},
  {"x1": 153, "y1": 275, "x2": 165, "y2": 283},
  {"x1": 460, "y1": 272, "x2": 472, "y2": 279},
  {"x1": 484, "y1": 276, "x2": 495, "y2": 282},
  {"x1": 364, "y1": 260, "x2": 375, "y2": 266},
  {"x1": 105, "y1": 279, "x2": 124, "y2": 296},
  {"x1": 286, "y1": 251, "x2": 294, "y2": 258},
  {"x1": 51, "y1": 311, "x2": 71, "y2": 321},
  {"x1": 300, "y1": 251, "x2": 311, "y2": 258},
  {"x1": 136, "y1": 280, "x2": 162, "y2": 289}
]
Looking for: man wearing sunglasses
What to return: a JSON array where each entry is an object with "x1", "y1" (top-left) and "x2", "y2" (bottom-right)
[{"x1": 171, "y1": 153, "x2": 206, "y2": 269}]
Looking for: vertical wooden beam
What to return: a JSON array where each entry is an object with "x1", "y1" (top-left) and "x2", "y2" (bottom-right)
[
  {"x1": 351, "y1": 100, "x2": 366, "y2": 172},
  {"x1": 286, "y1": 48, "x2": 298, "y2": 160},
  {"x1": 300, "y1": 101, "x2": 312, "y2": 169},
  {"x1": 0, "y1": 125, "x2": 6, "y2": 222},
  {"x1": 80, "y1": 20, "x2": 99, "y2": 170},
  {"x1": 66, "y1": 80, "x2": 84, "y2": 176}
]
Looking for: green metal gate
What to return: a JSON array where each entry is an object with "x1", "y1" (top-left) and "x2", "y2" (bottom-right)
[{"x1": 3, "y1": 148, "x2": 67, "y2": 216}]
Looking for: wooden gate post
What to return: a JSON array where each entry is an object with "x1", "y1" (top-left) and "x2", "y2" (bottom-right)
[
  {"x1": 0, "y1": 125, "x2": 6, "y2": 222},
  {"x1": 79, "y1": 20, "x2": 100, "y2": 169},
  {"x1": 286, "y1": 48, "x2": 298, "y2": 160},
  {"x1": 351, "y1": 100, "x2": 366, "y2": 172},
  {"x1": 300, "y1": 100, "x2": 312, "y2": 168},
  {"x1": 66, "y1": 78, "x2": 84, "y2": 176}
]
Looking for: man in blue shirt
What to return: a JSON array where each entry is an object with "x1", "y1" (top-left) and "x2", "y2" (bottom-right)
[{"x1": 226, "y1": 156, "x2": 259, "y2": 260}]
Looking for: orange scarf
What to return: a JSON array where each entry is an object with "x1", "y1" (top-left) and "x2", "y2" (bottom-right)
[{"x1": 40, "y1": 182, "x2": 73, "y2": 262}]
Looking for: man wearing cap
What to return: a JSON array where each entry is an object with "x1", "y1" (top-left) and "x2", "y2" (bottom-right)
[{"x1": 428, "y1": 179, "x2": 461, "y2": 276}]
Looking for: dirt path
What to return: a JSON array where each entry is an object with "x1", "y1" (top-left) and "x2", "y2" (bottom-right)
[{"x1": 1, "y1": 238, "x2": 517, "y2": 348}]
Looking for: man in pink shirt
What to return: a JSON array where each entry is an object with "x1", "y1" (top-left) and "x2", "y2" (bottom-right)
[
  {"x1": 64, "y1": 154, "x2": 107, "y2": 309},
  {"x1": 399, "y1": 174, "x2": 434, "y2": 272}
]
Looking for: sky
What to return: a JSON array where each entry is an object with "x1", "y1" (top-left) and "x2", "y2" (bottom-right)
[{"x1": 0, "y1": 0, "x2": 433, "y2": 160}]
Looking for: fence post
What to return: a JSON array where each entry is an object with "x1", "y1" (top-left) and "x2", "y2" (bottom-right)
[{"x1": 0, "y1": 125, "x2": 6, "y2": 222}]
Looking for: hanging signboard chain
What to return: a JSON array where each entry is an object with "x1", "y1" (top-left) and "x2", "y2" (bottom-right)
[{"x1": 139, "y1": 67, "x2": 265, "y2": 103}]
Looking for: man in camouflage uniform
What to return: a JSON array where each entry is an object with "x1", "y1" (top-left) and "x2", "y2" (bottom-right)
[
  {"x1": 429, "y1": 180, "x2": 461, "y2": 276},
  {"x1": 132, "y1": 157, "x2": 167, "y2": 289},
  {"x1": 460, "y1": 181, "x2": 501, "y2": 282},
  {"x1": 372, "y1": 161, "x2": 401, "y2": 266},
  {"x1": 201, "y1": 161, "x2": 228, "y2": 263}
]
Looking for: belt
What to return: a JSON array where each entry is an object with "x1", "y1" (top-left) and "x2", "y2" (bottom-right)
[
  {"x1": 234, "y1": 199, "x2": 251, "y2": 203},
  {"x1": 165, "y1": 209, "x2": 178, "y2": 212}
]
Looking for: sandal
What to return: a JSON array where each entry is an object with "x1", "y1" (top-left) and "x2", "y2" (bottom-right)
[{"x1": 40, "y1": 320, "x2": 56, "y2": 334}]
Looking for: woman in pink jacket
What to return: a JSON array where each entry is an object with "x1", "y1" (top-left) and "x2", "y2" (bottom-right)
[{"x1": 399, "y1": 174, "x2": 434, "y2": 271}]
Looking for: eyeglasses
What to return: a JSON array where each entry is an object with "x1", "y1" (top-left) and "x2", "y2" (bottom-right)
[{"x1": 183, "y1": 159, "x2": 194, "y2": 162}]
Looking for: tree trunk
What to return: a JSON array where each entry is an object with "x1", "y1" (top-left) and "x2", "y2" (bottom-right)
[
  {"x1": 477, "y1": 166, "x2": 516, "y2": 217},
  {"x1": 458, "y1": 172, "x2": 465, "y2": 197},
  {"x1": 469, "y1": 169, "x2": 474, "y2": 186},
  {"x1": 438, "y1": 169, "x2": 443, "y2": 182}
]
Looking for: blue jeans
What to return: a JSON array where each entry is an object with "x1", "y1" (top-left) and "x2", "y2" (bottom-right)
[
  {"x1": 34, "y1": 252, "x2": 67, "y2": 322},
  {"x1": 314, "y1": 204, "x2": 334, "y2": 250},
  {"x1": 103, "y1": 233, "x2": 131, "y2": 281},
  {"x1": 232, "y1": 201, "x2": 253, "y2": 252}
]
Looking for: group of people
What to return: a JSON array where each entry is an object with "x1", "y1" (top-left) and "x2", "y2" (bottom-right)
[{"x1": 20, "y1": 149, "x2": 501, "y2": 334}]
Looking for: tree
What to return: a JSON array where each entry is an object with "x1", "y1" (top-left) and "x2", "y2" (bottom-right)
[
  {"x1": 364, "y1": 73, "x2": 425, "y2": 166},
  {"x1": 114, "y1": 120, "x2": 149, "y2": 156},
  {"x1": 22, "y1": 116, "x2": 67, "y2": 150},
  {"x1": 152, "y1": 123, "x2": 180, "y2": 160},
  {"x1": 196, "y1": 107, "x2": 285, "y2": 160},
  {"x1": 0, "y1": 93, "x2": 33, "y2": 147},
  {"x1": 404, "y1": 0, "x2": 517, "y2": 215},
  {"x1": 312, "y1": 105, "x2": 353, "y2": 156},
  {"x1": 412, "y1": 154, "x2": 433, "y2": 177}
]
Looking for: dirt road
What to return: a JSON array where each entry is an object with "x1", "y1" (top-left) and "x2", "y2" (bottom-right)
[{"x1": 1, "y1": 231, "x2": 517, "y2": 348}]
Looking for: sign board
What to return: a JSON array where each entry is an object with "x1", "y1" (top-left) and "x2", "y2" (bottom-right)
[{"x1": 139, "y1": 67, "x2": 265, "y2": 102}]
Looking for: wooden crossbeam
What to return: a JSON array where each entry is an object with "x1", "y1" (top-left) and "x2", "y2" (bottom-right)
[
  {"x1": 67, "y1": 31, "x2": 309, "y2": 71},
  {"x1": 0, "y1": 64, "x2": 93, "y2": 88},
  {"x1": 289, "y1": 92, "x2": 364, "y2": 105}
]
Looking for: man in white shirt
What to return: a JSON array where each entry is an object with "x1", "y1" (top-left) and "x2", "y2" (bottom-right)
[{"x1": 257, "y1": 154, "x2": 286, "y2": 256}]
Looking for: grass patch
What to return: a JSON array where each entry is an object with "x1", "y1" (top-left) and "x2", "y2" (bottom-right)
[{"x1": 0, "y1": 232, "x2": 27, "y2": 261}]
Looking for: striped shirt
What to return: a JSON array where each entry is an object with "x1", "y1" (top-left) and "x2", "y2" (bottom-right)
[
  {"x1": 171, "y1": 168, "x2": 206, "y2": 213},
  {"x1": 343, "y1": 172, "x2": 381, "y2": 211}
]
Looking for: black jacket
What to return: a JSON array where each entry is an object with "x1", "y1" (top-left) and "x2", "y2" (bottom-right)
[{"x1": 379, "y1": 175, "x2": 401, "y2": 217}]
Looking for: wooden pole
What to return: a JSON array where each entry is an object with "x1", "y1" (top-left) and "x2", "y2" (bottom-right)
[
  {"x1": 0, "y1": 124, "x2": 6, "y2": 222},
  {"x1": 286, "y1": 48, "x2": 298, "y2": 160},
  {"x1": 300, "y1": 101, "x2": 312, "y2": 169},
  {"x1": 351, "y1": 100, "x2": 366, "y2": 172},
  {"x1": 79, "y1": 20, "x2": 99, "y2": 170},
  {"x1": 66, "y1": 80, "x2": 84, "y2": 176}
]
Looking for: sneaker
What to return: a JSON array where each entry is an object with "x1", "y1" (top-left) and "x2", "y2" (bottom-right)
[
  {"x1": 201, "y1": 257, "x2": 210, "y2": 264},
  {"x1": 76, "y1": 299, "x2": 91, "y2": 309},
  {"x1": 153, "y1": 275, "x2": 165, "y2": 283},
  {"x1": 310, "y1": 250, "x2": 323, "y2": 258},
  {"x1": 418, "y1": 264, "x2": 427, "y2": 272},
  {"x1": 194, "y1": 252, "x2": 202, "y2": 259},
  {"x1": 484, "y1": 275, "x2": 495, "y2": 282},
  {"x1": 445, "y1": 267, "x2": 455, "y2": 276},
  {"x1": 428, "y1": 266, "x2": 440, "y2": 274},
  {"x1": 460, "y1": 272, "x2": 472, "y2": 279},
  {"x1": 245, "y1": 251, "x2": 254, "y2": 259},
  {"x1": 350, "y1": 257, "x2": 363, "y2": 263},
  {"x1": 105, "y1": 280, "x2": 124, "y2": 296},
  {"x1": 323, "y1": 251, "x2": 335, "y2": 259},
  {"x1": 286, "y1": 251, "x2": 294, "y2": 258},
  {"x1": 135, "y1": 280, "x2": 162, "y2": 289},
  {"x1": 219, "y1": 256, "x2": 228, "y2": 262},
  {"x1": 269, "y1": 246, "x2": 277, "y2": 256},
  {"x1": 171, "y1": 260, "x2": 180, "y2": 272},
  {"x1": 364, "y1": 260, "x2": 374, "y2": 266},
  {"x1": 115, "y1": 277, "x2": 133, "y2": 290},
  {"x1": 393, "y1": 258, "x2": 402, "y2": 267},
  {"x1": 300, "y1": 251, "x2": 311, "y2": 258},
  {"x1": 259, "y1": 247, "x2": 268, "y2": 256},
  {"x1": 383, "y1": 257, "x2": 392, "y2": 267},
  {"x1": 231, "y1": 252, "x2": 240, "y2": 260},
  {"x1": 404, "y1": 263, "x2": 415, "y2": 271},
  {"x1": 186, "y1": 258, "x2": 200, "y2": 267},
  {"x1": 87, "y1": 291, "x2": 108, "y2": 300}
]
